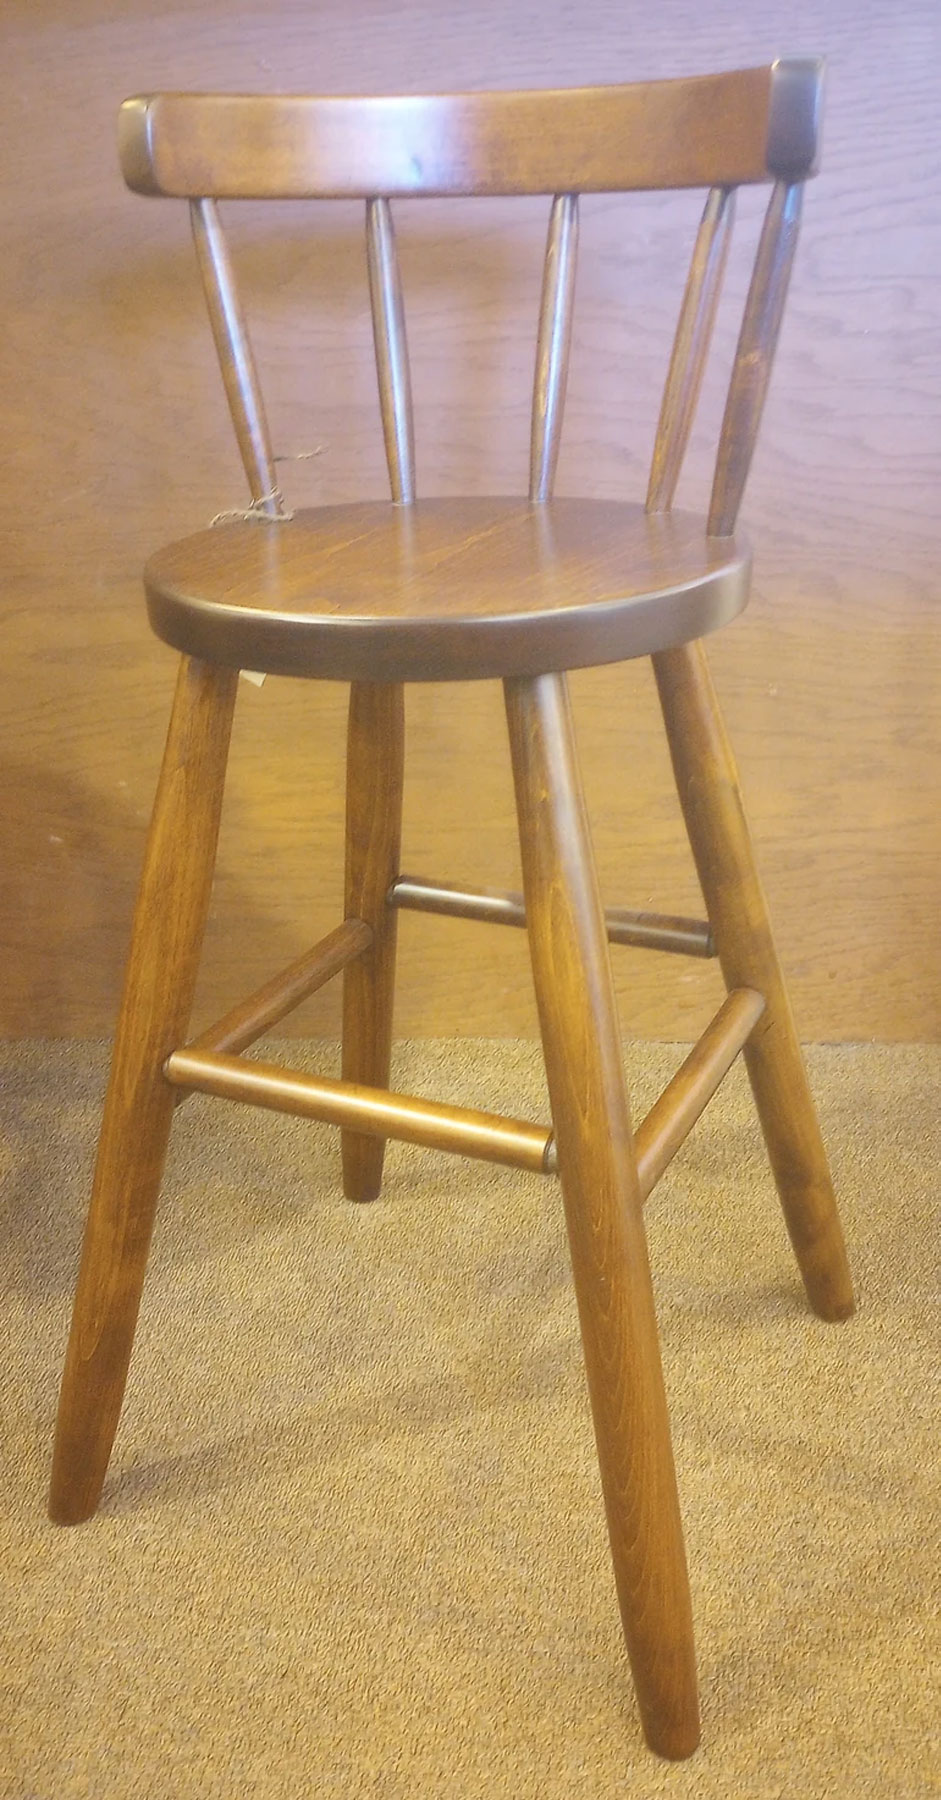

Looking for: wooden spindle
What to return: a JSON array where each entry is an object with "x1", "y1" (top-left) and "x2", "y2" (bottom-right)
[
  {"x1": 389, "y1": 875, "x2": 714, "y2": 957},
  {"x1": 529, "y1": 193, "x2": 579, "y2": 503},
  {"x1": 708, "y1": 181, "x2": 803, "y2": 536},
  {"x1": 366, "y1": 197, "x2": 416, "y2": 503},
  {"x1": 646, "y1": 187, "x2": 735, "y2": 514},
  {"x1": 164, "y1": 1049, "x2": 554, "y2": 1175},
  {"x1": 190, "y1": 198, "x2": 283, "y2": 515},
  {"x1": 184, "y1": 919, "x2": 373, "y2": 1059},
  {"x1": 633, "y1": 987, "x2": 765, "y2": 1200}
]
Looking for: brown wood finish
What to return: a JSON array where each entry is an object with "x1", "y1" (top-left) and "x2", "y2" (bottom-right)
[
  {"x1": 165, "y1": 1046, "x2": 554, "y2": 1174},
  {"x1": 504, "y1": 669, "x2": 699, "y2": 1759},
  {"x1": 142, "y1": 499, "x2": 750, "y2": 681},
  {"x1": 341, "y1": 681, "x2": 404, "y2": 1201},
  {"x1": 186, "y1": 917, "x2": 372, "y2": 1057},
  {"x1": 646, "y1": 185, "x2": 735, "y2": 514},
  {"x1": 365, "y1": 197, "x2": 416, "y2": 504},
  {"x1": 601, "y1": 903, "x2": 714, "y2": 958},
  {"x1": 117, "y1": 65, "x2": 805, "y2": 202},
  {"x1": 42, "y1": 47, "x2": 861, "y2": 1763},
  {"x1": 49, "y1": 657, "x2": 239, "y2": 1525},
  {"x1": 530, "y1": 193, "x2": 579, "y2": 504},
  {"x1": 653, "y1": 640, "x2": 855, "y2": 1321},
  {"x1": 633, "y1": 985, "x2": 765, "y2": 1200},
  {"x1": 708, "y1": 181, "x2": 802, "y2": 537},
  {"x1": 3, "y1": 6, "x2": 936, "y2": 1046},
  {"x1": 389, "y1": 875, "x2": 715, "y2": 957},
  {"x1": 190, "y1": 198, "x2": 283, "y2": 514}
]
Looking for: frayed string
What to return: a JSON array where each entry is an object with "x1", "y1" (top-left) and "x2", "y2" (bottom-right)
[
  {"x1": 209, "y1": 447, "x2": 325, "y2": 528},
  {"x1": 210, "y1": 488, "x2": 293, "y2": 527}
]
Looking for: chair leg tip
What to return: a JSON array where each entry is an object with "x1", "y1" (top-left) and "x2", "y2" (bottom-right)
[
  {"x1": 48, "y1": 1450, "x2": 106, "y2": 1526},
  {"x1": 812, "y1": 1291, "x2": 856, "y2": 1323},
  {"x1": 806, "y1": 1254, "x2": 856, "y2": 1323},
  {"x1": 47, "y1": 1490, "x2": 100, "y2": 1527},
  {"x1": 636, "y1": 1675, "x2": 701, "y2": 1761},
  {"x1": 341, "y1": 1140, "x2": 387, "y2": 1203},
  {"x1": 643, "y1": 1718, "x2": 701, "y2": 1761}
]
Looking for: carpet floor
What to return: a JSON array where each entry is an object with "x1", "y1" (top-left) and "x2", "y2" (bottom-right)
[{"x1": 1, "y1": 1039, "x2": 938, "y2": 1798}]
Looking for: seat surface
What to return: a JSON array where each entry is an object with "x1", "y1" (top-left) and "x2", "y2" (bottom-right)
[{"x1": 144, "y1": 496, "x2": 750, "y2": 682}]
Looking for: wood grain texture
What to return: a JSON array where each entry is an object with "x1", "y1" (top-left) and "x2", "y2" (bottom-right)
[
  {"x1": 647, "y1": 185, "x2": 734, "y2": 512},
  {"x1": 2, "y1": 0, "x2": 940, "y2": 1041},
  {"x1": 117, "y1": 68, "x2": 781, "y2": 199},
  {"x1": 341, "y1": 681, "x2": 404, "y2": 1199},
  {"x1": 633, "y1": 984, "x2": 765, "y2": 1199},
  {"x1": 187, "y1": 917, "x2": 372, "y2": 1056},
  {"x1": 530, "y1": 193, "x2": 579, "y2": 502},
  {"x1": 165, "y1": 1045, "x2": 554, "y2": 1173},
  {"x1": 142, "y1": 498, "x2": 749, "y2": 681},
  {"x1": 190, "y1": 198, "x2": 282, "y2": 511},
  {"x1": 390, "y1": 875, "x2": 714, "y2": 955},
  {"x1": 48, "y1": 657, "x2": 238, "y2": 1523},
  {"x1": 366, "y1": 198, "x2": 416, "y2": 503},
  {"x1": 708, "y1": 181, "x2": 802, "y2": 535},
  {"x1": 505, "y1": 670, "x2": 699, "y2": 1758},
  {"x1": 654, "y1": 640, "x2": 855, "y2": 1320}
]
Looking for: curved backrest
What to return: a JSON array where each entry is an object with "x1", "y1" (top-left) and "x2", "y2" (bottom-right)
[
  {"x1": 118, "y1": 61, "x2": 824, "y2": 530},
  {"x1": 120, "y1": 65, "x2": 820, "y2": 199}
]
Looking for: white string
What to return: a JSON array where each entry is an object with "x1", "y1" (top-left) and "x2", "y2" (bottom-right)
[
  {"x1": 208, "y1": 448, "x2": 326, "y2": 527},
  {"x1": 209, "y1": 488, "x2": 293, "y2": 527}
]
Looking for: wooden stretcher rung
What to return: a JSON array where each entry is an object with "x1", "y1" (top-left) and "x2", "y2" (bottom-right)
[
  {"x1": 170, "y1": 982, "x2": 760, "y2": 1190},
  {"x1": 164, "y1": 1047, "x2": 556, "y2": 1175},
  {"x1": 186, "y1": 917, "x2": 373, "y2": 1058},
  {"x1": 390, "y1": 875, "x2": 715, "y2": 958},
  {"x1": 633, "y1": 986, "x2": 766, "y2": 1202}
]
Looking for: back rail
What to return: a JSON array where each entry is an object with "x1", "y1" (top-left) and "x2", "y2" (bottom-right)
[{"x1": 118, "y1": 64, "x2": 819, "y2": 201}]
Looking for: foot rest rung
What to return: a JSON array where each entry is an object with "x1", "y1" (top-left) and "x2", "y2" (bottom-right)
[
  {"x1": 186, "y1": 918, "x2": 372, "y2": 1058},
  {"x1": 634, "y1": 987, "x2": 766, "y2": 1202},
  {"x1": 164, "y1": 1047, "x2": 555, "y2": 1174},
  {"x1": 390, "y1": 876, "x2": 714, "y2": 957}
]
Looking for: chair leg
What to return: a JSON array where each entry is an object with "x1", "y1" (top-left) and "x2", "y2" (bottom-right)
[
  {"x1": 653, "y1": 640, "x2": 854, "y2": 1322},
  {"x1": 48, "y1": 657, "x2": 239, "y2": 1524},
  {"x1": 504, "y1": 671, "x2": 700, "y2": 1762},
  {"x1": 341, "y1": 681, "x2": 404, "y2": 1202}
]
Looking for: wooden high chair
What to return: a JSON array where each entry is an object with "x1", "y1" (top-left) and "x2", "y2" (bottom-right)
[{"x1": 49, "y1": 60, "x2": 854, "y2": 1760}]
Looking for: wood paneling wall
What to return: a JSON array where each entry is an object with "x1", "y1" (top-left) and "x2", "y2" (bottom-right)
[{"x1": 1, "y1": 0, "x2": 939, "y2": 1041}]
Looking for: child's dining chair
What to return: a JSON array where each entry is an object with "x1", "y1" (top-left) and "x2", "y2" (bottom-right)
[{"x1": 49, "y1": 59, "x2": 854, "y2": 1760}]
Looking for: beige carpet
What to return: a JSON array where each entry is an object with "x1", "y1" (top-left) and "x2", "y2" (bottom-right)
[{"x1": 2, "y1": 1038, "x2": 938, "y2": 1798}]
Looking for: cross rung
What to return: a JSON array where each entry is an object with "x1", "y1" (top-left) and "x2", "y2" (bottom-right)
[
  {"x1": 171, "y1": 982, "x2": 761, "y2": 1189},
  {"x1": 164, "y1": 1047, "x2": 555, "y2": 1175},
  {"x1": 633, "y1": 986, "x2": 766, "y2": 1202},
  {"x1": 390, "y1": 876, "x2": 714, "y2": 958},
  {"x1": 187, "y1": 918, "x2": 372, "y2": 1058}
]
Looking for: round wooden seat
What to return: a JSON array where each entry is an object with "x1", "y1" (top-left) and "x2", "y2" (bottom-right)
[{"x1": 144, "y1": 496, "x2": 750, "y2": 681}]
